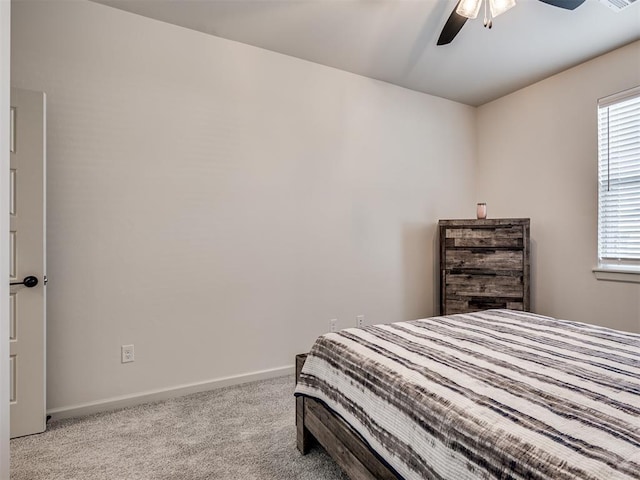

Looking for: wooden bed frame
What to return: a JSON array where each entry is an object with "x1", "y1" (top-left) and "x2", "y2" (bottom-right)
[{"x1": 295, "y1": 353, "x2": 400, "y2": 480}]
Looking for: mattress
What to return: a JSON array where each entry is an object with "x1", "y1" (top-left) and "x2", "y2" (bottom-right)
[{"x1": 294, "y1": 309, "x2": 640, "y2": 480}]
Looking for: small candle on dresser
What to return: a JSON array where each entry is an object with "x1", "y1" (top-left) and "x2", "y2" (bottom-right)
[{"x1": 477, "y1": 203, "x2": 487, "y2": 219}]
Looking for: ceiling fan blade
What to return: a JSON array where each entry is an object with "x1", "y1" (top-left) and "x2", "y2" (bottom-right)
[
  {"x1": 537, "y1": 0, "x2": 587, "y2": 10},
  {"x1": 437, "y1": 1, "x2": 468, "y2": 46}
]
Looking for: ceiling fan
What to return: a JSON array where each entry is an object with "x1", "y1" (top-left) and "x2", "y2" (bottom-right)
[{"x1": 437, "y1": 0, "x2": 586, "y2": 46}]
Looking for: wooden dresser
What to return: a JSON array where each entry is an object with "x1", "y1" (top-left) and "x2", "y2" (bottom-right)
[{"x1": 439, "y1": 218, "x2": 530, "y2": 315}]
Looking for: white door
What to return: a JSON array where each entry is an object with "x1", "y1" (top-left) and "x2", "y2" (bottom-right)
[{"x1": 9, "y1": 87, "x2": 46, "y2": 438}]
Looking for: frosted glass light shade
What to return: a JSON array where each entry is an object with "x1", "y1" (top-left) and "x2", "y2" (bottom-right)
[
  {"x1": 456, "y1": 0, "x2": 482, "y2": 19},
  {"x1": 489, "y1": 0, "x2": 516, "y2": 17}
]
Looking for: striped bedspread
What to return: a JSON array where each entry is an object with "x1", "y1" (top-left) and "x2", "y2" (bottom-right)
[{"x1": 294, "y1": 309, "x2": 640, "y2": 480}]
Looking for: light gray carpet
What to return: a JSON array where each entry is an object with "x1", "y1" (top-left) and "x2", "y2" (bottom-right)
[{"x1": 11, "y1": 375, "x2": 349, "y2": 480}]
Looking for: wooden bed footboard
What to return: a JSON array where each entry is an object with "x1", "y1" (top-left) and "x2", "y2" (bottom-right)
[{"x1": 295, "y1": 353, "x2": 399, "y2": 480}]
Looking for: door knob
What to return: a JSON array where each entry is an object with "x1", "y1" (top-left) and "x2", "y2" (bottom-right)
[{"x1": 10, "y1": 276, "x2": 38, "y2": 288}]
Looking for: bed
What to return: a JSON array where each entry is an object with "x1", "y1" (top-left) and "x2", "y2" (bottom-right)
[{"x1": 294, "y1": 309, "x2": 640, "y2": 480}]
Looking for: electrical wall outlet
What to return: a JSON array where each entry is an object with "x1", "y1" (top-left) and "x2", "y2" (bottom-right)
[
  {"x1": 356, "y1": 315, "x2": 365, "y2": 328},
  {"x1": 329, "y1": 318, "x2": 338, "y2": 333},
  {"x1": 121, "y1": 344, "x2": 135, "y2": 363}
]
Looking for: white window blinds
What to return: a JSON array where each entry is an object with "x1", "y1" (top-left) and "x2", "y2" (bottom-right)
[{"x1": 598, "y1": 86, "x2": 640, "y2": 266}]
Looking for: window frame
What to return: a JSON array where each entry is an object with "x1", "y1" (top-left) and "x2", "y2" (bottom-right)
[{"x1": 593, "y1": 85, "x2": 640, "y2": 283}]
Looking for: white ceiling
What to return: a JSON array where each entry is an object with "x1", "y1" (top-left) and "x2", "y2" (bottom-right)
[{"x1": 91, "y1": 0, "x2": 640, "y2": 106}]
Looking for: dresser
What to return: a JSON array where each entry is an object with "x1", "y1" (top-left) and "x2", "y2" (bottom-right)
[{"x1": 439, "y1": 218, "x2": 530, "y2": 315}]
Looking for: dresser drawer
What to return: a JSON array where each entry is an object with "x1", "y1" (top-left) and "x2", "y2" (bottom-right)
[
  {"x1": 444, "y1": 226, "x2": 523, "y2": 248},
  {"x1": 444, "y1": 298, "x2": 524, "y2": 315},
  {"x1": 444, "y1": 273, "x2": 523, "y2": 298},
  {"x1": 445, "y1": 249, "x2": 523, "y2": 271}
]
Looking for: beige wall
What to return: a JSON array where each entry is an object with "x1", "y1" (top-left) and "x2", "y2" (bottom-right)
[
  {"x1": 11, "y1": 0, "x2": 477, "y2": 411},
  {"x1": 477, "y1": 40, "x2": 640, "y2": 333}
]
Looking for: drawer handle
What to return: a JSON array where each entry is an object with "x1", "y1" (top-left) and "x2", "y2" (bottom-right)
[{"x1": 471, "y1": 248, "x2": 495, "y2": 254}]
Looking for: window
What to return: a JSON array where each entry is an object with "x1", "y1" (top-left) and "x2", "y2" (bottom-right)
[{"x1": 595, "y1": 86, "x2": 640, "y2": 282}]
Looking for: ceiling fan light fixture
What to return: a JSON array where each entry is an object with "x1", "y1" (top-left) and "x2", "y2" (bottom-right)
[
  {"x1": 456, "y1": 0, "x2": 483, "y2": 19},
  {"x1": 489, "y1": 0, "x2": 516, "y2": 17}
]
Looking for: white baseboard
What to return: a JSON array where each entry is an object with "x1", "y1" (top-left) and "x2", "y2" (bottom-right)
[{"x1": 47, "y1": 364, "x2": 295, "y2": 421}]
